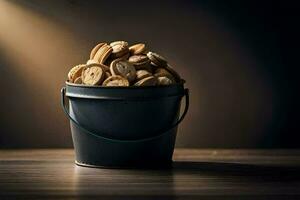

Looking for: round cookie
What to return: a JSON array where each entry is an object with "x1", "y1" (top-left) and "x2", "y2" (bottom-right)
[
  {"x1": 86, "y1": 59, "x2": 99, "y2": 65},
  {"x1": 128, "y1": 55, "x2": 151, "y2": 70},
  {"x1": 157, "y1": 76, "x2": 173, "y2": 85},
  {"x1": 104, "y1": 51, "x2": 130, "y2": 67},
  {"x1": 134, "y1": 76, "x2": 157, "y2": 86},
  {"x1": 105, "y1": 71, "x2": 111, "y2": 79},
  {"x1": 147, "y1": 62, "x2": 158, "y2": 73},
  {"x1": 93, "y1": 44, "x2": 113, "y2": 64},
  {"x1": 68, "y1": 64, "x2": 86, "y2": 83},
  {"x1": 74, "y1": 76, "x2": 82, "y2": 84},
  {"x1": 90, "y1": 43, "x2": 105, "y2": 59},
  {"x1": 129, "y1": 43, "x2": 147, "y2": 55},
  {"x1": 81, "y1": 64, "x2": 105, "y2": 85},
  {"x1": 154, "y1": 68, "x2": 175, "y2": 80},
  {"x1": 136, "y1": 70, "x2": 152, "y2": 81},
  {"x1": 150, "y1": 62, "x2": 158, "y2": 67},
  {"x1": 100, "y1": 64, "x2": 110, "y2": 72},
  {"x1": 102, "y1": 75, "x2": 129, "y2": 87},
  {"x1": 87, "y1": 62, "x2": 110, "y2": 72},
  {"x1": 128, "y1": 54, "x2": 149, "y2": 63},
  {"x1": 110, "y1": 41, "x2": 129, "y2": 58},
  {"x1": 147, "y1": 51, "x2": 167, "y2": 67},
  {"x1": 164, "y1": 64, "x2": 181, "y2": 82},
  {"x1": 110, "y1": 59, "x2": 136, "y2": 82},
  {"x1": 120, "y1": 52, "x2": 130, "y2": 60}
]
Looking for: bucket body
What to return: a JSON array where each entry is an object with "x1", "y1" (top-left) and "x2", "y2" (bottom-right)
[{"x1": 62, "y1": 83, "x2": 188, "y2": 168}]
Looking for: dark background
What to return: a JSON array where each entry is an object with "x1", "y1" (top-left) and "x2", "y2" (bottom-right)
[{"x1": 0, "y1": 0, "x2": 299, "y2": 148}]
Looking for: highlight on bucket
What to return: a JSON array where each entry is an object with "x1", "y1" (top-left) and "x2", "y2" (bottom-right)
[{"x1": 61, "y1": 40, "x2": 189, "y2": 169}]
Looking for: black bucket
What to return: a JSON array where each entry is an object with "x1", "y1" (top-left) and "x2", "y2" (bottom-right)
[{"x1": 61, "y1": 82, "x2": 189, "y2": 168}]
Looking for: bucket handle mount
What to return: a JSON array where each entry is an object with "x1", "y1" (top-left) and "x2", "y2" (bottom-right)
[{"x1": 61, "y1": 87, "x2": 189, "y2": 143}]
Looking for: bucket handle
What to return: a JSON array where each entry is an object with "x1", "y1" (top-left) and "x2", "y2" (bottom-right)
[{"x1": 61, "y1": 87, "x2": 189, "y2": 143}]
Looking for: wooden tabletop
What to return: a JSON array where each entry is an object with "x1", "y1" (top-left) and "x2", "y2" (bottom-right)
[{"x1": 1, "y1": 149, "x2": 300, "y2": 199}]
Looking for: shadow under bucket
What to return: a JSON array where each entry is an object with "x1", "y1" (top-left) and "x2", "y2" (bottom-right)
[{"x1": 61, "y1": 82, "x2": 189, "y2": 168}]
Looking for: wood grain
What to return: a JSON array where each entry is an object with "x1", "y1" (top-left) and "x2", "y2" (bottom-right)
[{"x1": 0, "y1": 149, "x2": 300, "y2": 199}]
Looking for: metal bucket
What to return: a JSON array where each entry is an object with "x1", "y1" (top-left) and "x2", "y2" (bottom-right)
[{"x1": 61, "y1": 82, "x2": 189, "y2": 168}]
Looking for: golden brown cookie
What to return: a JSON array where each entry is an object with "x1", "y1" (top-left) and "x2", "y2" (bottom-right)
[
  {"x1": 154, "y1": 66, "x2": 181, "y2": 82},
  {"x1": 105, "y1": 71, "x2": 111, "y2": 79},
  {"x1": 146, "y1": 62, "x2": 157, "y2": 73},
  {"x1": 136, "y1": 70, "x2": 152, "y2": 81},
  {"x1": 87, "y1": 62, "x2": 110, "y2": 72},
  {"x1": 67, "y1": 64, "x2": 86, "y2": 83},
  {"x1": 74, "y1": 76, "x2": 82, "y2": 84},
  {"x1": 134, "y1": 76, "x2": 157, "y2": 86},
  {"x1": 154, "y1": 68, "x2": 174, "y2": 80},
  {"x1": 102, "y1": 75, "x2": 129, "y2": 87},
  {"x1": 93, "y1": 44, "x2": 113, "y2": 64},
  {"x1": 110, "y1": 41, "x2": 129, "y2": 58},
  {"x1": 110, "y1": 59, "x2": 136, "y2": 82},
  {"x1": 150, "y1": 62, "x2": 158, "y2": 67},
  {"x1": 100, "y1": 64, "x2": 110, "y2": 72},
  {"x1": 128, "y1": 55, "x2": 151, "y2": 70},
  {"x1": 128, "y1": 54, "x2": 149, "y2": 63},
  {"x1": 86, "y1": 59, "x2": 99, "y2": 65},
  {"x1": 129, "y1": 43, "x2": 147, "y2": 55},
  {"x1": 147, "y1": 51, "x2": 167, "y2": 67},
  {"x1": 157, "y1": 76, "x2": 173, "y2": 85},
  {"x1": 164, "y1": 64, "x2": 181, "y2": 82},
  {"x1": 90, "y1": 43, "x2": 106, "y2": 59},
  {"x1": 105, "y1": 52, "x2": 130, "y2": 67},
  {"x1": 81, "y1": 64, "x2": 105, "y2": 85},
  {"x1": 120, "y1": 52, "x2": 130, "y2": 60}
]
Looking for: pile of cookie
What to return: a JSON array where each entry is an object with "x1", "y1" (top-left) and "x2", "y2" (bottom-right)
[{"x1": 67, "y1": 41, "x2": 182, "y2": 86}]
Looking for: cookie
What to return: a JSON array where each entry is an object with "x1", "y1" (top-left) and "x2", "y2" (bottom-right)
[
  {"x1": 157, "y1": 76, "x2": 173, "y2": 85},
  {"x1": 136, "y1": 70, "x2": 152, "y2": 81},
  {"x1": 105, "y1": 71, "x2": 111, "y2": 79},
  {"x1": 164, "y1": 64, "x2": 181, "y2": 82},
  {"x1": 86, "y1": 59, "x2": 99, "y2": 65},
  {"x1": 154, "y1": 66, "x2": 181, "y2": 82},
  {"x1": 128, "y1": 54, "x2": 149, "y2": 63},
  {"x1": 147, "y1": 62, "x2": 158, "y2": 73},
  {"x1": 102, "y1": 75, "x2": 129, "y2": 87},
  {"x1": 150, "y1": 62, "x2": 158, "y2": 67},
  {"x1": 110, "y1": 59, "x2": 136, "y2": 82},
  {"x1": 147, "y1": 51, "x2": 167, "y2": 67},
  {"x1": 100, "y1": 63, "x2": 110, "y2": 72},
  {"x1": 74, "y1": 76, "x2": 82, "y2": 84},
  {"x1": 129, "y1": 43, "x2": 147, "y2": 55},
  {"x1": 134, "y1": 76, "x2": 157, "y2": 86},
  {"x1": 90, "y1": 43, "x2": 106, "y2": 59},
  {"x1": 106, "y1": 52, "x2": 130, "y2": 66},
  {"x1": 128, "y1": 55, "x2": 151, "y2": 70},
  {"x1": 93, "y1": 44, "x2": 113, "y2": 64},
  {"x1": 110, "y1": 41, "x2": 129, "y2": 58},
  {"x1": 154, "y1": 68, "x2": 174, "y2": 80},
  {"x1": 67, "y1": 64, "x2": 86, "y2": 83},
  {"x1": 87, "y1": 62, "x2": 110, "y2": 72},
  {"x1": 81, "y1": 64, "x2": 105, "y2": 85},
  {"x1": 120, "y1": 52, "x2": 130, "y2": 60}
]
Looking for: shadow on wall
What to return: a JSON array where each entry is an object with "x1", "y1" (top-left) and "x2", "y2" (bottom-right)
[{"x1": 0, "y1": 0, "x2": 275, "y2": 148}]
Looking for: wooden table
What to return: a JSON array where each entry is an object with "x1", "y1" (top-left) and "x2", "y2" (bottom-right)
[{"x1": 0, "y1": 149, "x2": 300, "y2": 199}]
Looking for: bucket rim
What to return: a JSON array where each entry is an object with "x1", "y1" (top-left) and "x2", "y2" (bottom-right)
[{"x1": 65, "y1": 79, "x2": 185, "y2": 89}]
